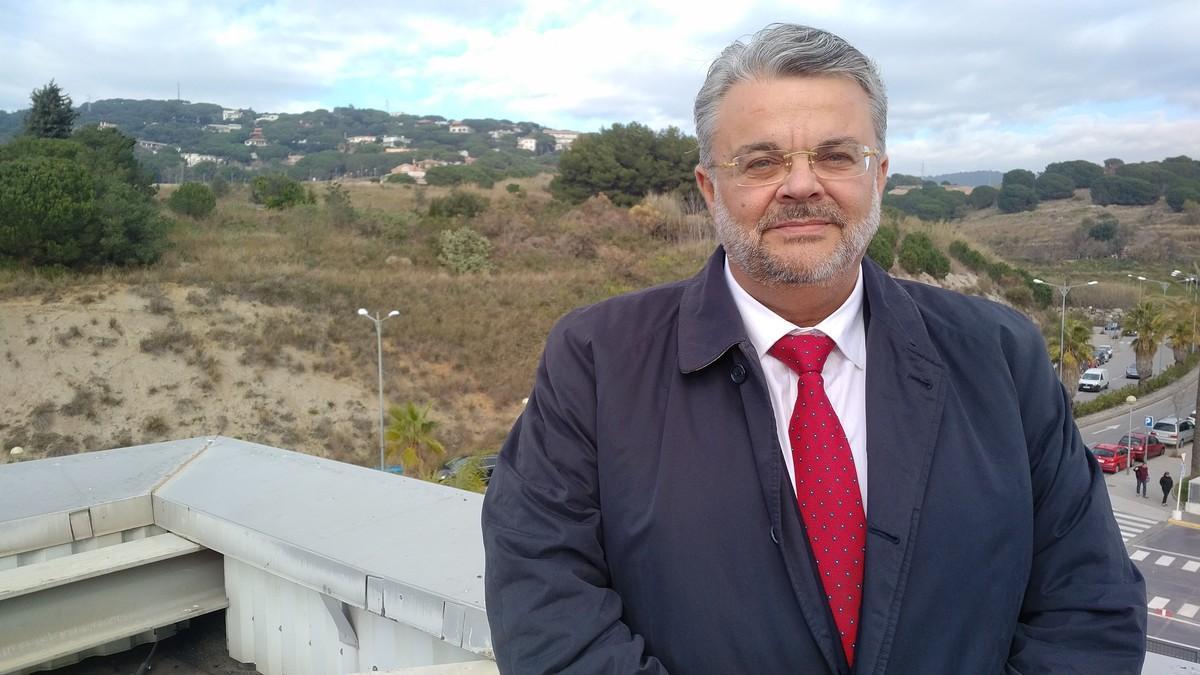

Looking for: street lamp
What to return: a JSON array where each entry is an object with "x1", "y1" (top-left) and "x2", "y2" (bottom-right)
[
  {"x1": 1128, "y1": 273, "x2": 1168, "y2": 296},
  {"x1": 1033, "y1": 278, "x2": 1098, "y2": 380},
  {"x1": 1125, "y1": 395, "x2": 1137, "y2": 474},
  {"x1": 358, "y1": 308, "x2": 400, "y2": 471},
  {"x1": 1172, "y1": 270, "x2": 1199, "y2": 354}
]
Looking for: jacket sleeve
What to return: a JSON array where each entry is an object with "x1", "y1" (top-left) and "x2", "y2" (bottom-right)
[
  {"x1": 1004, "y1": 319, "x2": 1147, "y2": 674},
  {"x1": 481, "y1": 319, "x2": 667, "y2": 674}
]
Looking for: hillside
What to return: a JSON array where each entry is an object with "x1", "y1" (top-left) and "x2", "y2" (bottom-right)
[{"x1": 955, "y1": 188, "x2": 1199, "y2": 265}]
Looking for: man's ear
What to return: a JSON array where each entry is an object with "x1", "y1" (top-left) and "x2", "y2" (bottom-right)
[
  {"x1": 695, "y1": 164, "x2": 717, "y2": 212},
  {"x1": 875, "y1": 153, "x2": 889, "y2": 196}
]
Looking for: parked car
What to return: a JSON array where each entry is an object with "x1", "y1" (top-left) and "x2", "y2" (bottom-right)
[
  {"x1": 1125, "y1": 364, "x2": 1142, "y2": 380},
  {"x1": 1105, "y1": 321, "x2": 1121, "y2": 338},
  {"x1": 1090, "y1": 444, "x2": 1130, "y2": 473},
  {"x1": 1096, "y1": 345, "x2": 1114, "y2": 362},
  {"x1": 1117, "y1": 432, "x2": 1166, "y2": 461},
  {"x1": 1188, "y1": 410, "x2": 1196, "y2": 425},
  {"x1": 1078, "y1": 368, "x2": 1110, "y2": 392},
  {"x1": 1152, "y1": 417, "x2": 1195, "y2": 447},
  {"x1": 436, "y1": 453, "x2": 499, "y2": 485}
]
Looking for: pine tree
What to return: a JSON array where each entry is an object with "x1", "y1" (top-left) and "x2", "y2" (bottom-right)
[{"x1": 24, "y1": 80, "x2": 79, "y2": 139}]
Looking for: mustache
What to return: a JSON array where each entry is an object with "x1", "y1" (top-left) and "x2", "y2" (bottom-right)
[{"x1": 757, "y1": 203, "x2": 848, "y2": 234}]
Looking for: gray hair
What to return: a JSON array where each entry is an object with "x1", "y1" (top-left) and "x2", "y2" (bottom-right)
[{"x1": 694, "y1": 23, "x2": 887, "y2": 168}]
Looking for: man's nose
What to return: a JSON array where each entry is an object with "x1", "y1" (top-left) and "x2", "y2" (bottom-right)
[{"x1": 774, "y1": 154, "x2": 825, "y2": 202}]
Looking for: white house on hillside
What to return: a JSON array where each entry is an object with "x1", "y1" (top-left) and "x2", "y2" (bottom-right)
[
  {"x1": 517, "y1": 137, "x2": 538, "y2": 152},
  {"x1": 545, "y1": 129, "x2": 580, "y2": 151},
  {"x1": 448, "y1": 122, "x2": 473, "y2": 134},
  {"x1": 346, "y1": 135, "x2": 379, "y2": 144}
]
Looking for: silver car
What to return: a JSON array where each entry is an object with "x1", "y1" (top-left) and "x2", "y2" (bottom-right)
[{"x1": 1151, "y1": 417, "x2": 1195, "y2": 447}]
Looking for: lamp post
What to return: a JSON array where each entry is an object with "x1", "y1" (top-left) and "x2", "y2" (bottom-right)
[
  {"x1": 1125, "y1": 395, "x2": 1137, "y2": 474},
  {"x1": 358, "y1": 308, "x2": 400, "y2": 471},
  {"x1": 1171, "y1": 270, "x2": 1199, "y2": 354},
  {"x1": 1033, "y1": 278, "x2": 1098, "y2": 381},
  {"x1": 1174, "y1": 452, "x2": 1187, "y2": 521}
]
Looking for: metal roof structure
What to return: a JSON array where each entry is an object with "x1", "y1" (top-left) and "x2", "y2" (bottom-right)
[{"x1": 0, "y1": 437, "x2": 493, "y2": 675}]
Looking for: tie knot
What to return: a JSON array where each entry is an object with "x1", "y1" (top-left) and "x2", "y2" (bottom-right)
[{"x1": 769, "y1": 333, "x2": 835, "y2": 375}]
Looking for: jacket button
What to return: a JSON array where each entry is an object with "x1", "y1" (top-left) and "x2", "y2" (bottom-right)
[{"x1": 730, "y1": 364, "x2": 747, "y2": 384}]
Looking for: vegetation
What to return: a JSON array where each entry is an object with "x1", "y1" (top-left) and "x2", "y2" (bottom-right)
[
  {"x1": 251, "y1": 174, "x2": 312, "y2": 209},
  {"x1": 437, "y1": 227, "x2": 493, "y2": 274},
  {"x1": 550, "y1": 122, "x2": 696, "y2": 206},
  {"x1": 897, "y1": 232, "x2": 950, "y2": 278},
  {"x1": 1090, "y1": 175, "x2": 1159, "y2": 206},
  {"x1": 167, "y1": 182, "x2": 217, "y2": 218},
  {"x1": 1001, "y1": 169, "x2": 1036, "y2": 190},
  {"x1": 1043, "y1": 160, "x2": 1104, "y2": 188},
  {"x1": 1035, "y1": 172, "x2": 1075, "y2": 200},
  {"x1": 1126, "y1": 301, "x2": 1169, "y2": 382},
  {"x1": 968, "y1": 185, "x2": 998, "y2": 209},
  {"x1": 997, "y1": 184, "x2": 1038, "y2": 213},
  {"x1": 23, "y1": 81, "x2": 78, "y2": 139},
  {"x1": 0, "y1": 96, "x2": 170, "y2": 268},
  {"x1": 1046, "y1": 317, "x2": 1094, "y2": 397},
  {"x1": 882, "y1": 182, "x2": 968, "y2": 221},
  {"x1": 428, "y1": 190, "x2": 489, "y2": 219},
  {"x1": 865, "y1": 224, "x2": 899, "y2": 269},
  {"x1": 384, "y1": 402, "x2": 446, "y2": 478}
]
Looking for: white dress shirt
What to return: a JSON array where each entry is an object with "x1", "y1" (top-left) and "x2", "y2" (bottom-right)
[{"x1": 724, "y1": 260, "x2": 869, "y2": 511}]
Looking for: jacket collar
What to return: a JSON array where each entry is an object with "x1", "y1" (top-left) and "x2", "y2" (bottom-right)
[{"x1": 677, "y1": 248, "x2": 945, "y2": 373}]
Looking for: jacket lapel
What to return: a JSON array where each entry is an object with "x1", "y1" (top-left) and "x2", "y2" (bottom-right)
[
  {"x1": 678, "y1": 249, "x2": 855, "y2": 674},
  {"x1": 852, "y1": 260, "x2": 947, "y2": 673}
]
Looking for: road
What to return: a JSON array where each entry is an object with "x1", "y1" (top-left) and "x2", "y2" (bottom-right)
[{"x1": 1073, "y1": 332, "x2": 1175, "y2": 404}]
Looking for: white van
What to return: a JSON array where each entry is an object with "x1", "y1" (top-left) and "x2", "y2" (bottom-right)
[{"x1": 1077, "y1": 368, "x2": 1110, "y2": 392}]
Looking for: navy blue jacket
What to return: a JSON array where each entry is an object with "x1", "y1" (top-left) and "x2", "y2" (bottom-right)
[{"x1": 482, "y1": 249, "x2": 1146, "y2": 674}]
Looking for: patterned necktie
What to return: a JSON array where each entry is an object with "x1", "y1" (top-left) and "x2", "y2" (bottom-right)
[{"x1": 768, "y1": 333, "x2": 865, "y2": 666}]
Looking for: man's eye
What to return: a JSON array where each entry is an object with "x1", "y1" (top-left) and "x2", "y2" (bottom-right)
[{"x1": 743, "y1": 156, "x2": 781, "y2": 171}]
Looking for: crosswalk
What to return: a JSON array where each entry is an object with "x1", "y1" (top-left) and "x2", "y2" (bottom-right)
[{"x1": 1114, "y1": 510, "x2": 1158, "y2": 543}]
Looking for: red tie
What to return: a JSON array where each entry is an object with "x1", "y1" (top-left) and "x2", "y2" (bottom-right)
[{"x1": 769, "y1": 333, "x2": 865, "y2": 666}]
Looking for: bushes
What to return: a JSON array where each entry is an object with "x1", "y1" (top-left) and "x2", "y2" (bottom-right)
[
  {"x1": 1002, "y1": 169, "x2": 1036, "y2": 190},
  {"x1": 0, "y1": 137, "x2": 169, "y2": 268},
  {"x1": 167, "y1": 182, "x2": 216, "y2": 218},
  {"x1": 1165, "y1": 184, "x2": 1200, "y2": 212},
  {"x1": 866, "y1": 224, "x2": 899, "y2": 269},
  {"x1": 968, "y1": 185, "x2": 998, "y2": 209},
  {"x1": 251, "y1": 174, "x2": 311, "y2": 209},
  {"x1": 1035, "y1": 172, "x2": 1075, "y2": 200},
  {"x1": 1089, "y1": 176, "x2": 1159, "y2": 206},
  {"x1": 1044, "y1": 160, "x2": 1104, "y2": 188},
  {"x1": 997, "y1": 184, "x2": 1038, "y2": 213},
  {"x1": 429, "y1": 190, "x2": 488, "y2": 219},
  {"x1": 897, "y1": 232, "x2": 949, "y2": 278},
  {"x1": 437, "y1": 227, "x2": 493, "y2": 274},
  {"x1": 1073, "y1": 353, "x2": 1200, "y2": 418}
]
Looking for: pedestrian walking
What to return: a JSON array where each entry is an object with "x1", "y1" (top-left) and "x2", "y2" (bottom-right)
[
  {"x1": 1160, "y1": 471, "x2": 1174, "y2": 506},
  {"x1": 1134, "y1": 462, "x2": 1149, "y2": 498}
]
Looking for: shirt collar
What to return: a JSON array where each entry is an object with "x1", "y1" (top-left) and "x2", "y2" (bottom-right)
[{"x1": 723, "y1": 259, "x2": 867, "y2": 370}]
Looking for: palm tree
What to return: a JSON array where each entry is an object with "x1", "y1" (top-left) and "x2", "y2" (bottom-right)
[
  {"x1": 1125, "y1": 301, "x2": 1168, "y2": 383},
  {"x1": 1165, "y1": 316, "x2": 1194, "y2": 364},
  {"x1": 1048, "y1": 317, "x2": 1095, "y2": 396},
  {"x1": 385, "y1": 402, "x2": 446, "y2": 479}
]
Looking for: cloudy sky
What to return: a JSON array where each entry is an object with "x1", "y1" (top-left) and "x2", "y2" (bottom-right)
[{"x1": 2, "y1": 0, "x2": 1197, "y2": 176}]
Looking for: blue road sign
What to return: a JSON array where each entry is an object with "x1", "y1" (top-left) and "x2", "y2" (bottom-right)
[{"x1": 1144, "y1": 416, "x2": 1155, "y2": 428}]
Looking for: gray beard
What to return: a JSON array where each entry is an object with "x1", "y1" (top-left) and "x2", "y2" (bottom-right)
[{"x1": 713, "y1": 182, "x2": 881, "y2": 287}]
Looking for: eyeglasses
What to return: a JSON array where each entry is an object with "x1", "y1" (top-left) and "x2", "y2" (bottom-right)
[{"x1": 715, "y1": 143, "x2": 880, "y2": 187}]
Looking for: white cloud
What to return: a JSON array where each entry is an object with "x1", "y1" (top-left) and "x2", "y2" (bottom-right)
[{"x1": 1, "y1": 0, "x2": 1197, "y2": 174}]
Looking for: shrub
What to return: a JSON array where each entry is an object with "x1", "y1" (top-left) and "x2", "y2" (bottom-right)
[
  {"x1": 428, "y1": 190, "x2": 488, "y2": 219},
  {"x1": 209, "y1": 175, "x2": 229, "y2": 198},
  {"x1": 897, "y1": 232, "x2": 950, "y2": 278},
  {"x1": 437, "y1": 227, "x2": 493, "y2": 274},
  {"x1": 997, "y1": 184, "x2": 1038, "y2": 213},
  {"x1": 251, "y1": 174, "x2": 310, "y2": 209},
  {"x1": 866, "y1": 224, "x2": 898, "y2": 269},
  {"x1": 1089, "y1": 176, "x2": 1159, "y2": 206},
  {"x1": 167, "y1": 182, "x2": 216, "y2": 218},
  {"x1": 1034, "y1": 172, "x2": 1075, "y2": 200},
  {"x1": 385, "y1": 173, "x2": 416, "y2": 184},
  {"x1": 506, "y1": 183, "x2": 521, "y2": 194},
  {"x1": 968, "y1": 185, "x2": 998, "y2": 209},
  {"x1": 1165, "y1": 184, "x2": 1200, "y2": 213},
  {"x1": 1001, "y1": 169, "x2": 1036, "y2": 190},
  {"x1": 1044, "y1": 160, "x2": 1104, "y2": 188},
  {"x1": 323, "y1": 182, "x2": 356, "y2": 228},
  {"x1": 0, "y1": 143, "x2": 169, "y2": 268}
]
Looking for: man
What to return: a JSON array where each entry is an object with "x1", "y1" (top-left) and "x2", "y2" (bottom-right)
[
  {"x1": 482, "y1": 23, "x2": 1145, "y2": 674},
  {"x1": 1161, "y1": 471, "x2": 1174, "y2": 506},
  {"x1": 1135, "y1": 460, "x2": 1150, "y2": 497}
]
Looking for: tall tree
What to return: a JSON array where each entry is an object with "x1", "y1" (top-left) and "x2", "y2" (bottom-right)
[
  {"x1": 24, "y1": 80, "x2": 79, "y2": 139},
  {"x1": 1125, "y1": 301, "x2": 1168, "y2": 383},
  {"x1": 385, "y1": 402, "x2": 446, "y2": 478},
  {"x1": 1047, "y1": 317, "x2": 1094, "y2": 398}
]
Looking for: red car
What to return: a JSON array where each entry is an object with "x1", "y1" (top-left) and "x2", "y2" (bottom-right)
[
  {"x1": 1117, "y1": 432, "x2": 1166, "y2": 461},
  {"x1": 1090, "y1": 444, "x2": 1130, "y2": 473}
]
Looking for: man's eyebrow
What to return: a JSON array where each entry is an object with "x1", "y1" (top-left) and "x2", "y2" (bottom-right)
[
  {"x1": 730, "y1": 141, "x2": 782, "y2": 157},
  {"x1": 730, "y1": 136, "x2": 866, "y2": 158}
]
